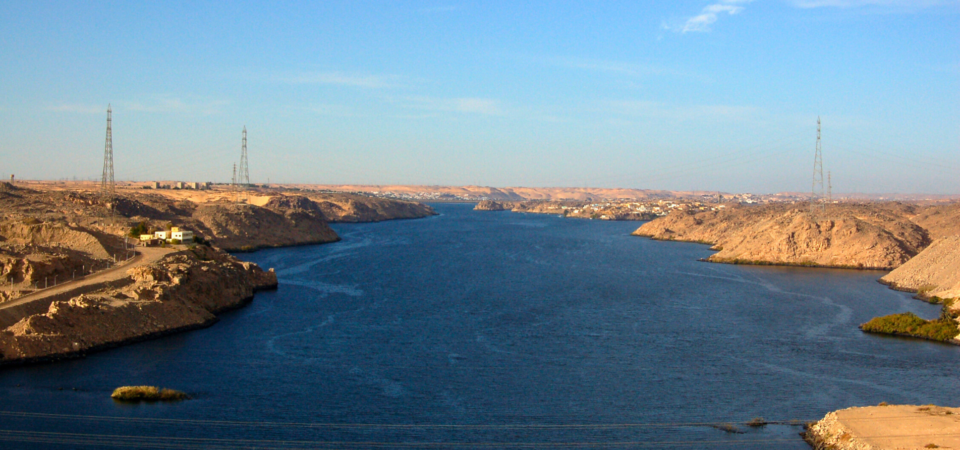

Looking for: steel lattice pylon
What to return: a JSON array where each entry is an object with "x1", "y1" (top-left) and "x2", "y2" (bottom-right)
[
  {"x1": 810, "y1": 117, "x2": 824, "y2": 217},
  {"x1": 100, "y1": 105, "x2": 115, "y2": 196},
  {"x1": 239, "y1": 126, "x2": 250, "y2": 186}
]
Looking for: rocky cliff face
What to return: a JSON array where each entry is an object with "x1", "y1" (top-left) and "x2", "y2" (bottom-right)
[
  {"x1": 633, "y1": 204, "x2": 932, "y2": 269},
  {"x1": 191, "y1": 195, "x2": 340, "y2": 251},
  {"x1": 474, "y1": 200, "x2": 509, "y2": 211},
  {"x1": 307, "y1": 193, "x2": 437, "y2": 222},
  {"x1": 0, "y1": 245, "x2": 276, "y2": 365},
  {"x1": 881, "y1": 235, "x2": 960, "y2": 300}
]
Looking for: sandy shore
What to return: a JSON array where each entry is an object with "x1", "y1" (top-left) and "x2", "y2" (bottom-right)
[{"x1": 806, "y1": 404, "x2": 960, "y2": 449}]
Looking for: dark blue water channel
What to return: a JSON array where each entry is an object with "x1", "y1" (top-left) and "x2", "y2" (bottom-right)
[{"x1": 1, "y1": 203, "x2": 957, "y2": 449}]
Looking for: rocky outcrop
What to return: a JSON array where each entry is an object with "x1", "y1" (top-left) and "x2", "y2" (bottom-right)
[
  {"x1": 191, "y1": 196, "x2": 340, "y2": 251},
  {"x1": 474, "y1": 200, "x2": 510, "y2": 211},
  {"x1": 880, "y1": 235, "x2": 960, "y2": 299},
  {"x1": 0, "y1": 219, "x2": 120, "y2": 288},
  {"x1": 805, "y1": 405, "x2": 960, "y2": 450},
  {"x1": 0, "y1": 245, "x2": 276, "y2": 365},
  {"x1": 308, "y1": 194, "x2": 437, "y2": 223},
  {"x1": 633, "y1": 204, "x2": 930, "y2": 269}
]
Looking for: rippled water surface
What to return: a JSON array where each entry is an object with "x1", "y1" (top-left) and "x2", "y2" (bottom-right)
[{"x1": 1, "y1": 203, "x2": 957, "y2": 449}]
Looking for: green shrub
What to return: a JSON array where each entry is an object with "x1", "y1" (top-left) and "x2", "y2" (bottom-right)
[
  {"x1": 128, "y1": 221, "x2": 150, "y2": 238},
  {"x1": 111, "y1": 386, "x2": 189, "y2": 402},
  {"x1": 860, "y1": 312, "x2": 959, "y2": 342}
]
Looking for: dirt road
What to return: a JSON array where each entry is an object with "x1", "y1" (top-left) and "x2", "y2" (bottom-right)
[{"x1": 0, "y1": 247, "x2": 175, "y2": 327}]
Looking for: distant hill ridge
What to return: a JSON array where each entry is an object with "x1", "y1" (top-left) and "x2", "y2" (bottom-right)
[{"x1": 632, "y1": 202, "x2": 960, "y2": 270}]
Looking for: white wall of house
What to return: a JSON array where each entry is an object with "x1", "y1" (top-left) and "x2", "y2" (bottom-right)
[{"x1": 172, "y1": 231, "x2": 194, "y2": 243}]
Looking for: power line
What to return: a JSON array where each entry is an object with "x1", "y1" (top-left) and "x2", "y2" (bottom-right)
[{"x1": 0, "y1": 411, "x2": 813, "y2": 430}]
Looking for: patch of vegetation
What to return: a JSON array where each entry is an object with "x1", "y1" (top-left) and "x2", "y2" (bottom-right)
[
  {"x1": 111, "y1": 386, "x2": 189, "y2": 402},
  {"x1": 860, "y1": 312, "x2": 958, "y2": 342},
  {"x1": 128, "y1": 221, "x2": 150, "y2": 238}
]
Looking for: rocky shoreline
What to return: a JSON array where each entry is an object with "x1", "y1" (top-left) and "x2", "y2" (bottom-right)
[
  {"x1": 631, "y1": 203, "x2": 943, "y2": 270},
  {"x1": 805, "y1": 405, "x2": 960, "y2": 450},
  {"x1": 0, "y1": 182, "x2": 437, "y2": 367},
  {"x1": 634, "y1": 202, "x2": 960, "y2": 347},
  {"x1": 475, "y1": 200, "x2": 658, "y2": 221},
  {"x1": 0, "y1": 245, "x2": 277, "y2": 367}
]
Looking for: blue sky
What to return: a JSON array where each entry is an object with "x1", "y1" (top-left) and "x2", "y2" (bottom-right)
[{"x1": 1, "y1": 0, "x2": 957, "y2": 194}]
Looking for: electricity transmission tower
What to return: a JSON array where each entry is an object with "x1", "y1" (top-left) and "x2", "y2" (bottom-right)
[
  {"x1": 810, "y1": 117, "x2": 824, "y2": 217},
  {"x1": 828, "y1": 171, "x2": 832, "y2": 204},
  {"x1": 232, "y1": 163, "x2": 242, "y2": 204},
  {"x1": 100, "y1": 104, "x2": 115, "y2": 197},
  {"x1": 238, "y1": 126, "x2": 250, "y2": 186}
]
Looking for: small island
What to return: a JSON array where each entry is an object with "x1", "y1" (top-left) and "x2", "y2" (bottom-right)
[{"x1": 111, "y1": 386, "x2": 189, "y2": 402}]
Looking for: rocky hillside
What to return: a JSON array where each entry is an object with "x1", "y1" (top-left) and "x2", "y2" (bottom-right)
[
  {"x1": 305, "y1": 193, "x2": 437, "y2": 222},
  {"x1": 0, "y1": 245, "x2": 277, "y2": 365},
  {"x1": 475, "y1": 200, "x2": 509, "y2": 211},
  {"x1": 881, "y1": 235, "x2": 960, "y2": 299},
  {"x1": 191, "y1": 196, "x2": 340, "y2": 251},
  {"x1": 633, "y1": 203, "x2": 935, "y2": 269},
  {"x1": 910, "y1": 203, "x2": 960, "y2": 240}
]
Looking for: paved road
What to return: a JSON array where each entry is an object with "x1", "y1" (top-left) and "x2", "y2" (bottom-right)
[{"x1": 0, "y1": 246, "x2": 176, "y2": 311}]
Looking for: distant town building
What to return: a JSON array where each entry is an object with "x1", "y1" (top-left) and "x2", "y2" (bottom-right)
[
  {"x1": 154, "y1": 230, "x2": 170, "y2": 240},
  {"x1": 9, "y1": 174, "x2": 13, "y2": 184},
  {"x1": 149, "y1": 181, "x2": 160, "y2": 189},
  {"x1": 175, "y1": 181, "x2": 184, "y2": 189}
]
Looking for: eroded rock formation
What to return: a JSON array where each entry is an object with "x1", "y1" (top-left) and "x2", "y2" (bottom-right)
[
  {"x1": 632, "y1": 203, "x2": 945, "y2": 269},
  {"x1": 0, "y1": 245, "x2": 276, "y2": 365},
  {"x1": 881, "y1": 235, "x2": 960, "y2": 299}
]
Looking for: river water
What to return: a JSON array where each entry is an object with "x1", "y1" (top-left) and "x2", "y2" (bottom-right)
[{"x1": 1, "y1": 203, "x2": 957, "y2": 449}]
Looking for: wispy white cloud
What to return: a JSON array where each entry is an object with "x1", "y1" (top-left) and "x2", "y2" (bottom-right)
[
  {"x1": 278, "y1": 71, "x2": 396, "y2": 88},
  {"x1": 306, "y1": 103, "x2": 364, "y2": 118},
  {"x1": 398, "y1": 96, "x2": 504, "y2": 116},
  {"x1": 666, "y1": 0, "x2": 753, "y2": 33},
  {"x1": 47, "y1": 103, "x2": 105, "y2": 114},
  {"x1": 121, "y1": 96, "x2": 228, "y2": 115},
  {"x1": 789, "y1": 0, "x2": 958, "y2": 8}
]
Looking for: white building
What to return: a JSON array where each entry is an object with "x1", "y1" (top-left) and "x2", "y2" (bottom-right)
[
  {"x1": 172, "y1": 230, "x2": 194, "y2": 243},
  {"x1": 154, "y1": 230, "x2": 170, "y2": 240}
]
